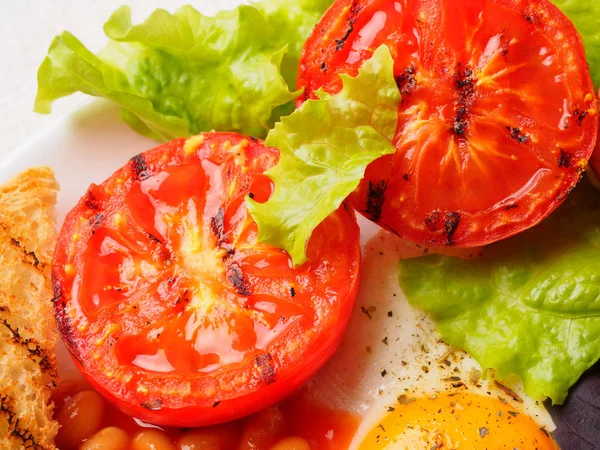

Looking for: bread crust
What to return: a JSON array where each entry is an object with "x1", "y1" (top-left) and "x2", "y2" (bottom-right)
[{"x1": 0, "y1": 167, "x2": 59, "y2": 449}]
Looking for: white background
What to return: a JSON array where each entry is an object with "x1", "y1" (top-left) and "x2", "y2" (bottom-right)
[{"x1": 0, "y1": 1, "x2": 243, "y2": 155}]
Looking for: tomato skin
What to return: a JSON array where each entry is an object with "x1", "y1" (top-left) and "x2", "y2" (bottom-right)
[
  {"x1": 52, "y1": 133, "x2": 361, "y2": 427},
  {"x1": 299, "y1": 0, "x2": 598, "y2": 247}
]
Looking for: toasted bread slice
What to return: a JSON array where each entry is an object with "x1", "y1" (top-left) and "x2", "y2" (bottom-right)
[{"x1": 0, "y1": 167, "x2": 59, "y2": 449}]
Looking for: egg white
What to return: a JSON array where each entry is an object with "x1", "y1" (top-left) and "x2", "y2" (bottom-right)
[{"x1": 304, "y1": 217, "x2": 554, "y2": 448}]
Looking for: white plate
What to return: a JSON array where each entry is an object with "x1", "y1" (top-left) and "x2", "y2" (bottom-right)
[
  {"x1": 0, "y1": 3, "x2": 556, "y2": 446},
  {"x1": 0, "y1": 100, "x2": 156, "y2": 224}
]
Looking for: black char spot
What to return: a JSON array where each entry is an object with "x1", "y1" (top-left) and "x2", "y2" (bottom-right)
[
  {"x1": 84, "y1": 185, "x2": 101, "y2": 210},
  {"x1": 366, "y1": 181, "x2": 387, "y2": 222},
  {"x1": 395, "y1": 65, "x2": 417, "y2": 97},
  {"x1": 558, "y1": 150, "x2": 572, "y2": 169},
  {"x1": 444, "y1": 212, "x2": 461, "y2": 245},
  {"x1": 335, "y1": 18, "x2": 355, "y2": 50},
  {"x1": 52, "y1": 284, "x2": 81, "y2": 363},
  {"x1": 227, "y1": 263, "x2": 251, "y2": 296},
  {"x1": 255, "y1": 353, "x2": 276, "y2": 384},
  {"x1": 130, "y1": 154, "x2": 150, "y2": 181},
  {"x1": 425, "y1": 211, "x2": 441, "y2": 232},
  {"x1": 452, "y1": 64, "x2": 476, "y2": 137},
  {"x1": 350, "y1": 0, "x2": 362, "y2": 14},
  {"x1": 506, "y1": 126, "x2": 529, "y2": 144},
  {"x1": 147, "y1": 233, "x2": 162, "y2": 243},
  {"x1": 576, "y1": 109, "x2": 588, "y2": 126},
  {"x1": 210, "y1": 208, "x2": 225, "y2": 243}
]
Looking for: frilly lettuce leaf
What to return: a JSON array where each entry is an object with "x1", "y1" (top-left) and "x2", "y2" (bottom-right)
[
  {"x1": 34, "y1": 1, "x2": 332, "y2": 140},
  {"x1": 398, "y1": 180, "x2": 600, "y2": 404},
  {"x1": 257, "y1": 0, "x2": 333, "y2": 90},
  {"x1": 552, "y1": 0, "x2": 600, "y2": 86},
  {"x1": 248, "y1": 46, "x2": 401, "y2": 266}
]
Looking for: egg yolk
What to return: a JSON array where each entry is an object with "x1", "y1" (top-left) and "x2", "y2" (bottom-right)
[{"x1": 359, "y1": 392, "x2": 556, "y2": 449}]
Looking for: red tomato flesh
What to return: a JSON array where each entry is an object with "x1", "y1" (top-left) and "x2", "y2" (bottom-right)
[
  {"x1": 299, "y1": 0, "x2": 598, "y2": 246},
  {"x1": 52, "y1": 133, "x2": 361, "y2": 427}
]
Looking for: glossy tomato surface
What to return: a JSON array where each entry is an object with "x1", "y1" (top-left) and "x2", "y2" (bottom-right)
[
  {"x1": 299, "y1": 0, "x2": 598, "y2": 246},
  {"x1": 52, "y1": 133, "x2": 361, "y2": 427}
]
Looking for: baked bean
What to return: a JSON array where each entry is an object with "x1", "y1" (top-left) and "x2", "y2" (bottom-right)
[
  {"x1": 177, "y1": 424, "x2": 239, "y2": 450},
  {"x1": 51, "y1": 380, "x2": 78, "y2": 411},
  {"x1": 238, "y1": 407, "x2": 284, "y2": 450},
  {"x1": 80, "y1": 427, "x2": 129, "y2": 450},
  {"x1": 132, "y1": 429, "x2": 176, "y2": 450},
  {"x1": 269, "y1": 437, "x2": 311, "y2": 450},
  {"x1": 55, "y1": 390, "x2": 105, "y2": 449}
]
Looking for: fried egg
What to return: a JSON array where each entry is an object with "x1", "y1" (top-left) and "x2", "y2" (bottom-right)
[{"x1": 304, "y1": 218, "x2": 557, "y2": 449}]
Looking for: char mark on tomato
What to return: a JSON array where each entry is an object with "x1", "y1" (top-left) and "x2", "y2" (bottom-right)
[
  {"x1": 558, "y1": 150, "x2": 572, "y2": 169},
  {"x1": 366, "y1": 180, "x2": 387, "y2": 222},
  {"x1": 210, "y1": 208, "x2": 226, "y2": 243},
  {"x1": 574, "y1": 109, "x2": 588, "y2": 126},
  {"x1": 395, "y1": 65, "x2": 417, "y2": 97},
  {"x1": 444, "y1": 212, "x2": 461, "y2": 246},
  {"x1": 555, "y1": 184, "x2": 578, "y2": 203},
  {"x1": 83, "y1": 185, "x2": 101, "y2": 210},
  {"x1": 178, "y1": 289, "x2": 191, "y2": 306},
  {"x1": 227, "y1": 263, "x2": 251, "y2": 296},
  {"x1": 147, "y1": 232, "x2": 162, "y2": 243},
  {"x1": 335, "y1": 0, "x2": 362, "y2": 51},
  {"x1": 452, "y1": 64, "x2": 476, "y2": 137},
  {"x1": 255, "y1": 353, "x2": 276, "y2": 385},
  {"x1": 130, "y1": 153, "x2": 150, "y2": 181},
  {"x1": 425, "y1": 211, "x2": 441, "y2": 232},
  {"x1": 52, "y1": 291, "x2": 80, "y2": 364},
  {"x1": 335, "y1": 19, "x2": 355, "y2": 51},
  {"x1": 507, "y1": 127, "x2": 529, "y2": 144}
]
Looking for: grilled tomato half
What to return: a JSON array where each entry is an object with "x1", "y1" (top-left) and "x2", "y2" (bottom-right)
[
  {"x1": 52, "y1": 133, "x2": 361, "y2": 427},
  {"x1": 299, "y1": 0, "x2": 598, "y2": 246}
]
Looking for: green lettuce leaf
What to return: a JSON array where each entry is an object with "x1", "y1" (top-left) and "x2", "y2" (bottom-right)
[
  {"x1": 398, "y1": 180, "x2": 600, "y2": 404},
  {"x1": 257, "y1": 0, "x2": 333, "y2": 90},
  {"x1": 552, "y1": 0, "x2": 600, "y2": 86},
  {"x1": 34, "y1": 1, "x2": 332, "y2": 140},
  {"x1": 248, "y1": 46, "x2": 401, "y2": 266}
]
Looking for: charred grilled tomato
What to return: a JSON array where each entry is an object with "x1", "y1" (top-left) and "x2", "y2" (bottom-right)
[
  {"x1": 52, "y1": 133, "x2": 361, "y2": 427},
  {"x1": 299, "y1": 0, "x2": 598, "y2": 246}
]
